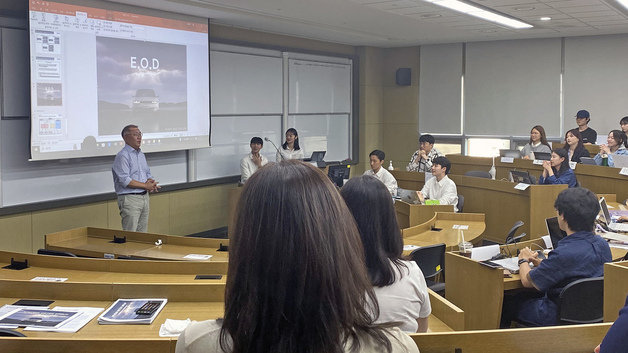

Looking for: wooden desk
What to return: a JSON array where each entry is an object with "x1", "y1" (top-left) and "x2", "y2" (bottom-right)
[
  {"x1": 445, "y1": 154, "x2": 628, "y2": 205},
  {"x1": 45, "y1": 227, "x2": 229, "y2": 261},
  {"x1": 603, "y1": 261, "x2": 628, "y2": 322},
  {"x1": 410, "y1": 322, "x2": 612, "y2": 353},
  {"x1": 402, "y1": 212, "x2": 485, "y2": 253},
  {"x1": 395, "y1": 200, "x2": 455, "y2": 229},
  {"x1": 392, "y1": 170, "x2": 566, "y2": 243},
  {"x1": 445, "y1": 239, "x2": 547, "y2": 330}
]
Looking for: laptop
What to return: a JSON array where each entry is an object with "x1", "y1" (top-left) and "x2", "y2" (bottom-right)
[
  {"x1": 533, "y1": 152, "x2": 551, "y2": 161},
  {"x1": 500, "y1": 149, "x2": 521, "y2": 159},
  {"x1": 303, "y1": 151, "x2": 326, "y2": 162},
  {"x1": 510, "y1": 170, "x2": 536, "y2": 184},
  {"x1": 612, "y1": 154, "x2": 628, "y2": 168},
  {"x1": 546, "y1": 216, "x2": 567, "y2": 249},
  {"x1": 397, "y1": 188, "x2": 419, "y2": 204},
  {"x1": 579, "y1": 157, "x2": 597, "y2": 165},
  {"x1": 599, "y1": 197, "x2": 628, "y2": 232}
]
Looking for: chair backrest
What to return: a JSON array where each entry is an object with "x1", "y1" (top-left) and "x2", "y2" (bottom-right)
[
  {"x1": 37, "y1": 249, "x2": 77, "y2": 257},
  {"x1": 410, "y1": 243, "x2": 446, "y2": 280},
  {"x1": 464, "y1": 170, "x2": 492, "y2": 179},
  {"x1": 456, "y1": 194, "x2": 464, "y2": 213},
  {"x1": 558, "y1": 277, "x2": 604, "y2": 324},
  {"x1": 504, "y1": 221, "x2": 524, "y2": 244}
]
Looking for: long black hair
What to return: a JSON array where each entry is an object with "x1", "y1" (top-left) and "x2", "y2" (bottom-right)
[
  {"x1": 222, "y1": 161, "x2": 394, "y2": 353},
  {"x1": 552, "y1": 148, "x2": 571, "y2": 175},
  {"x1": 340, "y1": 175, "x2": 406, "y2": 287},
  {"x1": 281, "y1": 128, "x2": 301, "y2": 150}
]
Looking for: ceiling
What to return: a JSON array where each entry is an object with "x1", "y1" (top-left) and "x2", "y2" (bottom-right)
[{"x1": 33, "y1": 0, "x2": 628, "y2": 46}]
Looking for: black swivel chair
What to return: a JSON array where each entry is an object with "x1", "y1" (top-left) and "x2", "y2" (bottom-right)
[
  {"x1": 37, "y1": 249, "x2": 77, "y2": 257},
  {"x1": 504, "y1": 221, "x2": 526, "y2": 244},
  {"x1": 464, "y1": 170, "x2": 492, "y2": 179},
  {"x1": 456, "y1": 194, "x2": 464, "y2": 213},
  {"x1": 410, "y1": 243, "x2": 446, "y2": 295},
  {"x1": 558, "y1": 277, "x2": 604, "y2": 324}
]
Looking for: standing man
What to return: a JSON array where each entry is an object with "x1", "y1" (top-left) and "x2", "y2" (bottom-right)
[
  {"x1": 112, "y1": 125, "x2": 159, "y2": 232},
  {"x1": 416, "y1": 156, "x2": 458, "y2": 211},
  {"x1": 575, "y1": 110, "x2": 597, "y2": 144},
  {"x1": 240, "y1": 136, "x2": 268, "y2": 183},
  {"x1": 407, "y1": 134, "x2": 443, "y2": 172}
]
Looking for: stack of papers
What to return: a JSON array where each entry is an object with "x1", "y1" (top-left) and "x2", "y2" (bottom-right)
[
  {"x1": 0, "y1": 305, "x2": 103, "y2": 333},
  {"x1": 98, "y1": 299, "x2": 167, "y2": 325}
]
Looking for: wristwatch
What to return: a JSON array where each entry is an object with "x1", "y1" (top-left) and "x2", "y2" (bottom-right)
[{"x1": 518, "y1": 258, "x2": 528, "y2": 266}]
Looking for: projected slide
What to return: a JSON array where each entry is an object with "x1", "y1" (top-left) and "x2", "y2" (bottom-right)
[{"x1": 29, "y1": 0, "x2": 210, "y2": 160}]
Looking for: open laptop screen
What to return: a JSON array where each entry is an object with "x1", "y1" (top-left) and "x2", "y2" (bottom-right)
[{"x1": 545, "y1": 217, "x2": 567, "y2": 249}]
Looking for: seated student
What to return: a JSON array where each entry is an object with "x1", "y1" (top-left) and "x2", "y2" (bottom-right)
[
  {"x1": 407, "y1": 134, "x2": 443, "y2": 172},
  {"x1": 563, "y1": 128, "x2": 590, "y2": 163},
  {"x1": 240, "y1": 137, "x2": 268, "y2": 183},
  {"x1": 520, "y1": 125, "x2": 551, "y2": 159},
  {"x1": 593, "y1": 130, "x2": 628, "y2": 167},
  {"x1": 341, "y1": 175, "x2": 431, "y2": 333},
  {"x1": 276, "y1": 128, "x2": 305, "y2": 162},
  {"x1": 538, "y1": 149, "x2": 577, "y2": 188},
  {"x1": 621, "y1": 116, "x2": 628, "y2": 146},
  {"x1": 416, "y1": 156, "x2": 459, "y2": 212},
  {"x1": 595, "y1": 294, "x2": 628, "y2": 353},
  {"x1": 501, "y1": 187, "x2": 611, "y2": 327},
  {"x1": 364, "y1": 150, "x2": 398, "y2": 196},
  {"x1": 574, "y1": 109, "x2": 597, "y2": 144},
  {"x1": 176, "y1": 161, "x2": 419, "y2": 353}
]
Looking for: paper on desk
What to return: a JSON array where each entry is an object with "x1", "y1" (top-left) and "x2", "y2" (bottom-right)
[
  {"x1": 609, "y1": 242, "x2": 628, "y2": 250},
  {"x1": 403, "y1": 245, "x2": 419, "y2": 251},
  {"x1": 183, "y1": 254, "x2": 213, "y2": 260},
  {"x1": 159, "y1": 318, "x2": 191, "y2": 337},
  {"x1": 514, "y1": 183, "x2": 530, "y2": 190},
  {"x1": 452, "y1": 225, "x2": 469, "y2": 230},
  {"x1": 0, "y1": 305, "x2": 48, "y2": 329},
  {"x1": 24, "y1": 307, "x2": 104, "y2": 333}
]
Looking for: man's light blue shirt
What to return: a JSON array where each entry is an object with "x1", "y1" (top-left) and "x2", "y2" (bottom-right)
[{"x1": 112, "y1": 144, "x2": 153, "y2": 195}]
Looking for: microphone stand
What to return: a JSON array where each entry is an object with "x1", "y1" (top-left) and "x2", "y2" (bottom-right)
[{"x1": 265, "y1": 137, "x2": 284, "y2": 161}]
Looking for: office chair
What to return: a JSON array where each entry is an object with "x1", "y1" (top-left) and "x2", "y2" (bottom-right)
[
  {"x1": 0, "y1": 328, "x2": 25, "y2": 337},
  {"x1": 456, "y1": 194, "x2": 464, "y2": 213},
  {"x1": 504, "y1": 221, "x2": 525, "y2": 244},
  {"x1": 37, "y1": 249, "x2": 77, "y2": 257},
  {"x1": 558, "y1": 277, "x2": 604, "y2": 324},
  {"x1": 410, "y1": 243, "x2": 446, "y2": 295},
  {"x1": 464, "y1": 170, "x2": 492, "y2": 179}
]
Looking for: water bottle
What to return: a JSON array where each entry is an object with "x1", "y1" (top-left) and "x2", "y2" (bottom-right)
[
  {"x1": 388, "y1": 161, "x2": 394, "y2": 171},
  {"x1": 489, "y1": 157, "x2": 496, "y2": 180}
]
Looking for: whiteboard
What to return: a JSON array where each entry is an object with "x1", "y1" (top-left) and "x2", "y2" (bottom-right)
[
  {"x1": 287, "y1": 114, "x2": 350, "y2": 162},
  {"x1": 288, "y1": 59, "x2": 351, "y2": 114},
  {"x1": 1, "y1": 119, "x2": 186, "y2": 206},
  {"x1": 210, "y1": 51, "x2": 283, "y2": 115}
]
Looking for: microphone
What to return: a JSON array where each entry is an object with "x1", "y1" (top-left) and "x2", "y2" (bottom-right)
[{"x1": 265, "y1": 137, "x2": 284, "y2": 160}]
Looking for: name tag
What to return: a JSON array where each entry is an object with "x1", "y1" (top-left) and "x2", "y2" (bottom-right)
[
  {"x1": 514, "y1": 183, "x2": 530, "y2": 190},
  {"x1": 569, "y1": 161, "x2": 577, "y2": 170},
  {"x1": 533, "y1": 159, "x2": 544, "y2": 165},
  {"x1": 500, "y1": 157, "x2": 514, "y2": 164},
  {"x1": 620, "y1": 167, "x2": 628, "y2": 176}
]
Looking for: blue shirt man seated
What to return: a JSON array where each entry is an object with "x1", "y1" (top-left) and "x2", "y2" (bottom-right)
[{"x1": 501, "y1": 187, "x2": 611, "y2": 327}]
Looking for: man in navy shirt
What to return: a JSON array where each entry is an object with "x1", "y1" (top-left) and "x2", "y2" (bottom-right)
[{"x1": 501, "y1": 187, "x2": 611, "y2": 327}]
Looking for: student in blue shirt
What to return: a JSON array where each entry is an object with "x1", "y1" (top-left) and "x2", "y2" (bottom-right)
[
  {"x1": 595, "y1": 294, "x2": 628, "y2": 353},
  {"x1": 501, "y1": 187, "x2": 612, "y2": 327},
  {"x1": 538, "y1": 148, "x2": 577, "y2": 188},
  {"x1": 593, "y1": 130, "x2": 628, "y2": 167}
]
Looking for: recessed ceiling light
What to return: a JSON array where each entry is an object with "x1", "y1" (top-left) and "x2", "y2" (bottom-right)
[
  {"x1": 540, "y1": 16, "x2": 551, "y2": 21},
  {"x1": 514, "y1": 6, "x2": 535, "y2": 11},
  {"x1": 423, "y1": 0, "x2": 533, "y2": 29},
  {"x1": 420, "y1": 13, "x2": 443, "y2": 18}
]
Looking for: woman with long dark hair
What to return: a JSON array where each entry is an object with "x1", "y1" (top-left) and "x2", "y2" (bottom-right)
[
  {"x1": 521, "y1": 125, "x2": 551, "y2": 159},
  {"x1": 593, "y1": 130, "x2": 628, "y2": 167},
  {"x1": 539, "y1": 149, "x2": 577, "y2": 187},
  {"x1": 276, "y1": 128, "x2": 304, "y2": 162},
  {"x1": 176, "y1": 161, "x2": 419, "y2": 353},
  {"x1": 341, "y1": 175, "x2": 431, "y2": 333},
  {"x1": 563, "y1": 128, "x2": 590, "y2": 163}
]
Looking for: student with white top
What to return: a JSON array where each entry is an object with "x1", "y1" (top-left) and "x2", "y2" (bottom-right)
[
  {"x1": 520, "y1": 125, "x2": 551, "y2": 160},
  {"x1": 363, "y1": 150, "x2": 398, "y2": 196},
  {"x1": 341, "y1": 175, "x2": 431, "y2": 333},
  {"x1": 416, "y1": 156, "x2": 459, "y2": 212},
  {"x1": 240, "y1": 137, "x2": 268, "y2": 183},
  {"x1": 593, "y1": 130, "x2": 628, "y2": 167},
  {"x1": 276, "y1": 128, "x2": 305, "y2": 162}
]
